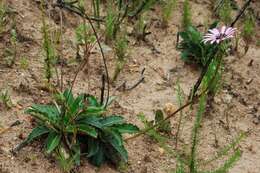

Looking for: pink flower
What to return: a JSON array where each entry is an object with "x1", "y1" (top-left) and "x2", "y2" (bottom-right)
[{"x1": 202, "y1": 26, "x2": 236, "y2": 44}]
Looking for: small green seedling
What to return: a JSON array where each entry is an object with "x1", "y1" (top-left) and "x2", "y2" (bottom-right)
[
  {"x1": 0, "y1": 89, "x2": 13, "y2": 109},
  {"x1": 75, "y1": 23, "x2": 95, "y2": 60},
  {"x1": 112, "y1": 32, "x2": 128, "y2": 81},
  {"x1": 161, "y1": 0, "x2": 177, "y2": 28},
  {"x1": 4, "y1": 28, "x2": 17, "y2": 67},
  {"x1": 242, "y1": 12, "x2": 255, "y2": 54},
  {"x1": 19, "y1": 56, "x2": 29, "y2": 70}
]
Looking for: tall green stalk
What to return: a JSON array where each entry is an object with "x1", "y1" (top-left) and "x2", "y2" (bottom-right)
[
  {"x1": 41, "y1": 1, "x2": 55, "y2": 83},
  {"x1": 182, "y1": 0, "x2": 192, "y2": 30},
  {"x1": 189, "y1": 93, "x2": 206, "y2": 173},
  {"x1": 92, "y1": 0, "x2": 100, "y2": 27}
]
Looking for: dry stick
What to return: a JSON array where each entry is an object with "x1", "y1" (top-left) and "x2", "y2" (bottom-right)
[
  {"x1": 0, "y1": 120, "x2": 21, "y2": 135},
  {"x1": 230, "y1": 0, "x2": 253, "y2": 27},
  {"x1": 125, "y1": 68, "x2": 145, "y2": 91},
  {"x1": 115, "y1": 68, "x2": 145, "y2": 91}
]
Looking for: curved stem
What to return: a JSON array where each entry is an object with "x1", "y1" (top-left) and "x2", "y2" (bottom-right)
[{"x1": 55, "y1": 1, "x2": 110, "y2": 107}]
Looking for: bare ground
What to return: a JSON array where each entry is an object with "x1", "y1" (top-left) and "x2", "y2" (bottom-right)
[{"x1": 0, "y1": 0, "x2": 260, "y2": 173}]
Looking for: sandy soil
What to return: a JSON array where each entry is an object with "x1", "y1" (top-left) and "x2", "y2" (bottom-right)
[{"x1": 0, "y1": 0, "x2": 260, "y2": 173}]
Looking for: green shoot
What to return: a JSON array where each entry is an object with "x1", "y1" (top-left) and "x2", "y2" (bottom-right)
[
  {"x1": 203, "y1": 57, "x2": 223, "y2": 95},
  {"x1": 4, "y1": 27, "x2": 17, "y2": 67},
  {"x1": 19, "y1": 56, "x2": 29, "y2": 70},
  {"x1": 189, "y1": 93, "x2": 207, "y2": 173},
  {"x1": 41, "y1": 5, "x2": 56, "y2": 83},
  {"x1": 105, "y1": 1, "x2": 117, "y2": 43},
  {"x1": 0, "y1": 89, "x2": 13, "y2": 109},
  {"x1": 133, "y1": 13, "x2": 148, "y2": 41},
  {"x1": 182, "y1": 0, "x2": 192, "y2": 30},
  {"x1": 175, "y1": 79, "x2": 185, "y2": 148},
  {"x1": 161, "y1": 0, "x2": 177, "y2": 28},
  {"x1": 112, "y1": 32, "x2": 128, "y2": 81},
  {"x1": 92, "y1": 0, "x2": 101, "y2": 27},
  {"x1": 75, "y1": 23, "x2": 95, "y2": 61},
  {"x1": 218, "y1": 0, "x2": 232, "y2": 25},
  {"x1": 0, "y1": 2, "x2": 8, "y2": 34},
  {"x1": 242, "y1": 11, "x2": 255, "y2": 54}
]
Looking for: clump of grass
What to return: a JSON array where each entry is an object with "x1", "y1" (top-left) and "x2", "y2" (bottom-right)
[
  {"x1": 112, "y1": 31, "x2": 128, "y2": 81},
  {"x1": 218, "y1": 0, "x2": 233, "y2": 25},
  {"x1": 0, "y1": 2, "x2": 8, "y2": 34},
  {"x1": 19, "y1": 56, "x2": 29, "y2": 70},
  {"x1": 133, "y1": 13, "x2": 149, "y2": 41},
  {"x1": 105, "y1": 1, "x2": 117, "y2": 43},
  {"x1": 242, "y1": 12, "x2": 255, "y2": 42},
  {"x1": 4, "y1": 27, "x2": 17, "y2": 67},
  {"x1": 182, "y1": 0, "x2": 192, "y2": 30},
  {"x1": 0, "y1": 89, "x2": 13, "y2": 109},
  {"x1": 161, "y1": 0, "x2": 177, "y2": 28}
]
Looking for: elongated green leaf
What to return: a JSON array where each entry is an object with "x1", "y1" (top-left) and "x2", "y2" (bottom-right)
[
  {"x1": 77, "y1": 116, "x2": 103, "y2": 128},
  {"x1": 87, "y1": 138, "x2": 99, "y2": 158},
  {"x1": 87, "y1": 95, "x2": 100, "y2": 107},
  {"x1": 46, "y1": 132, "x2": 61, "y2": 154},
  {"x1": 105, "y1": 129, "x2": 123, "y2": 146},
  {"x1": 26, "y1": 125, "x2": 50, "y2": 143},
  {"x1": 113, "y1": 124, "x2": 139, "y2": 134},
  {"x1": 100, "y1": 116, "x2": 125, "y2": 127},
  {"x1": 72, "y1": 144, "x2": 81, "y2": 166},
  {"x1": 89, "y1": 144, "x2": 105, "y2": 167},
  {"x1": 26, "y1": 104, "x2": 60, "y2": 122},
  {"x1": 11, "y1": 125, "x2": 49, "y2": 153},
  {"x1": 63, "y1": 89, "x2": 74, "y2": 106},
  {"x1": 83, "y1": 106, "x2": 105, "y2": 116},
  {"x1": 108, "y1": 136, "x2": 128, "y2": 162},
  {"x1": 65, "y1": 125, "x2": 77, "y2": 133},
  {"x1": 70, "y1": 94, "x2": 85, "y2": 116},
  {"x1": 102, "y1": 96, "x2": 116, "y2": 108},
  {"x1": 77, "y1": 124, "x2": 98, "y2": 138}
]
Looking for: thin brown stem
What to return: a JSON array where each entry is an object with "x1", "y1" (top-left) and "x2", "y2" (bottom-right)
[
  {"x1": 59, "y1": 9, "x2": 64, "y2": 91},
  {"x1": 126, "y1": 56, "x2": 223, "y2": 142}
]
